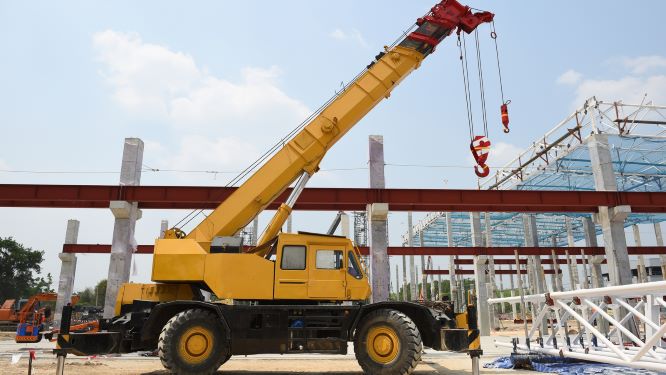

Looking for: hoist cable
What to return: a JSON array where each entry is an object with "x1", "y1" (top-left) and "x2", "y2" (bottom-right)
[
  {"x1": 458, "y1": 34, "x2": 474, "y2": 141},
  {"x1": 474, "y1": 29, "x2": 489, "y2": 137},
  {"x1": 491, "y1": 21, "x2": 507, "y2": 104}
]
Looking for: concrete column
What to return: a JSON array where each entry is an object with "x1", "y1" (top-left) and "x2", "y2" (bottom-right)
[
  {"x1": 588, "y1": 134, "x2": 633, "y2": 287},
  {"x1": 471, "y1": 212, "x2": 490, "y2": 336},
  {"x1": 632, "y1": 225, "x2": 648, "y2": 283},
  {"x1": 550, "y1": 236, "x2": 562, "y2": 292},
  {"x1": 508, "y1": 264, "x2": 519, "y2": 321},
  {"x1": 654, "y1": 222, "x2": 666, "y2": 281},
  {"x1": 402, "y1": 251, "x2": 408, "y2": 301},
  {"x1": 368, "y1": 135, "x2": 389, "y2": 303},
  {"x1": 582, "y1": 216, "x2": 604, "y2": 288},
  {"x1": 287, "y1": 215, "x2": 293, "y2": 233},
  {"x1": 340, "y1": 213, "x2": 350, "y2": 239},
  {"x1": 419, "y1": 231, "x2": 427, "y2": 300},
  {"x1": 394, "y1": 264, "x2": 400, "y2": 300},
  {"x1": 159, "y1": 220, "x2": 169, "y2": 239},
  {"x1": 484, "y1": 212, "x2": 498, "y2": 329},
  {"x1": 103, "y1": 138, "x2": 143, "y2": 318},
  {"x1": 54, "y1": 219, "x2": 80, "y2": 327},
  {"x1": 252, "y1": 217, "x2": 259, "y2": 245},
  {"x1": 523, "y1": 214, "x2": 546, "y2": 293},
  {"x1": 565, "y1": 217, "x2": 580, "y2": 289},
  {"x1": 445, "y1": 213, "x2": 459, "y2": 310},
  {"x1": 437, "y1": 266, "x2": 442, "y2": 300},
  {"x1": 407, "y1": 212, "x2": 417, "y2": 300}
]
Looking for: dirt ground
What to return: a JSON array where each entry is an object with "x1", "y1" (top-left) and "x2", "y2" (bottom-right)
[{"x1": 0, "y1": 335, "x2": 534, "y2": 375}]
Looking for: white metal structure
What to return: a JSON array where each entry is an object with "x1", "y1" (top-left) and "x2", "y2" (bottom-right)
[{"x1": 488, "y1": 281, "x2": 666, "y2": 372}]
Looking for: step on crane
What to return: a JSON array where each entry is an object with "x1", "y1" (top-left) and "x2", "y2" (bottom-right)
[{"x1": 56, "y1": 2, "x2": 496, "y2": 374}]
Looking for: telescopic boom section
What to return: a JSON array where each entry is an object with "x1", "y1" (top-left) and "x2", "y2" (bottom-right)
[{"x1": 184, "y1": 0, "x2": 493, "y2": 246}]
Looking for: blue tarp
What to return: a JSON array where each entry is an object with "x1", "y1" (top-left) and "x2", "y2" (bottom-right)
[{"x1": 484, "y1": 354, "x2": 665, "y2": 375}]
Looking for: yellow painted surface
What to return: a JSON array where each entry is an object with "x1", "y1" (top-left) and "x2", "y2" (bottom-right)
[
  {"x1": 114, "y1": 283, "x2": 194, "y2": 316},
  {"x1": 152, "y1": 239, "x2": 207, "y2": 282},
  {"x1": 203, "y1": 253, "x2": 274, "y2": 300}
]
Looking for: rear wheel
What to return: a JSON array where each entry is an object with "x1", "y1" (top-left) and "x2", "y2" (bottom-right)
[
  {"x1": 354, "y1": 309, "x2": 422, "y2": 375},
  {"x1": 158, "y1": 308, "x2": 229, "y2": 375}
]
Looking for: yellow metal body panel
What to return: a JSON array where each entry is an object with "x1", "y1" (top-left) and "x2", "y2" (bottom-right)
[
  {"x1": 114, "y1": 283, "x2": 194, "y2": 316},
  {"x1": 203, "y1": 253, "x2": 274, "y2": 300},
  {"x1": 184, "y1": 46, "x2": 424, "y2": 245},
  {"x1": 152, "y1": 233, "x2": 370, "y2": 301}
]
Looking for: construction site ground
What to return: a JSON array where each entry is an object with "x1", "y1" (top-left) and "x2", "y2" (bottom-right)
[{"x1": 0, "y1": 334, "x2": 534, "y2": 375}]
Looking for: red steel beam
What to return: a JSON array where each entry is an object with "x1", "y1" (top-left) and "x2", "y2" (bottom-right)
[
  {"x1": 3, "y1": 184, "x2": 666, "y2": 212},
  {"x1": 453, "y1": 258, "x2": 607, "y2": 265},
  {"x1": 62, "y1": 244, "x2": 666, "y2": 256},
  {"x1": 423, "y1": 269, "x2": 559, "y2": 275}
]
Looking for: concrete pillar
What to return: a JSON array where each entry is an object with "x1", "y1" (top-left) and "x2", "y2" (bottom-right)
[
  {"x1": 368, "y1": 135, "x2": 389, "y2": 303},
  {"x1": 565, "y1": 217, "x2": 580, "y2": 289},
  {"x1": 252, "y1": 217, "x2": 259, "y2": 245},
  {"x1": 550, "y1": 236, "x2": 562, "y2": 292},
  {"x1": 394, "y1": 264, "x2": 400, "y2": 300},
  {"x1": 523, "y1": 214, "x2": 546, "y2": 293},
  {"x1": 407, "y1": 212, "x2": 417, "y2": 300},
  {"x1": 582, "y1": 216, "x2": 604, "y2": 288},
  {"x1": 654, "y1": 222, "x2": 666, "y2": 281},
  {"x1": 588, "y1": 134, "x2": 633, "y2": 287},
  {"x1": 419, "y1": 231, "x2": 427, "y2": 300},
  {"x1": 508, "y1": 264, "x2": 519, "y2": 321},
  {"x1": 402, "y1": 251, "x2": 408, "y2": 301},
  {"x1": 53, "y1": 219, "x2": 80, "y2": 327},
  {"x1": 103, "y1": 138, "x2": 143, "y2": 318},
  {"x1": 341, "y1": 213, "x2": 350, "y2": 239},
  {"x1": 632, "y1": 225, "x2": 648, "y2": 283},
  {"x1": 471, "y1": 212, "x2": 490, "y2": 336},
  {"x1": 485, "y1": 212, "x2": 498, "y2": 329},
  {"x1": 437, "y1": 266, "x2": 442, "y2": 300},
  {"x1": 159, "y1": 220, "x2": 169, "y2": 239},
  {"x1": 287, "y1": 215, "x2": 293, "y2": 233},
  {"x1": 445, "y1": 213, "x2": 459, "y2": 310}
]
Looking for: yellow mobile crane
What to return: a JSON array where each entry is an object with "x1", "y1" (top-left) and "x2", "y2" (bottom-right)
[{"x1": 56, "y1": 2, "x2": 494, "y2": 374}]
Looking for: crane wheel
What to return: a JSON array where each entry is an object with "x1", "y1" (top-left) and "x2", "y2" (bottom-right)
[
  {"x1": 354, "y1": 309, "x2": 422, "y2": 375},
  {"x1": 158, "y1": 308, "x2": 229, "y2": 375}
]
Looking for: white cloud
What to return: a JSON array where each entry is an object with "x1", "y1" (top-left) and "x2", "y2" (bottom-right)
[
  {"x1": 92, "y1": 30, "x2": 310, "y2": 133},
  {"x1": 574, "y1": 75, "x2": 666, "y2": 106},
  {"x1": 0, "y1": 159, "x2": 9, "y2": 170},
  {"x1": 622, "y1": 56, "x2": 666, "y2": 75},
  {"x1": 328, "y1": 28, "x2": 367, "y2": 47},
  {"x1": 560, "y1": 55, "x2": 666, "y2": 107},
  {"x1": 93, "y1": 30, "x2": 313, "y2": 175},
  {"x1": 557, "y1": 69, "x2": 582, "y2": 85}
]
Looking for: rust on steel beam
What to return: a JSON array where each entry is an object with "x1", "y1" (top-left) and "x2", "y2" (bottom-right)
[
  {"x1": 424, "y1": 269, "x2": 560, "y2": 275},
  {"x1": 453, "y1": 258, "x2": 607, "y2": 265},
  {"x1": 3, "y1": 184, "x2": 666, "y2": 213},
  {"x1": 61, "y1": 244, "x2": 666, "y2": 256}
]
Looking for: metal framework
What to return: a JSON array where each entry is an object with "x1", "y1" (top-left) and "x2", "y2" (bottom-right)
[
  {"x1": 405, "y1": 98, "x2": 666, "y2": 247},
  {"x1": 487, "y1": 281, "x2": 666, "y2": 372}
]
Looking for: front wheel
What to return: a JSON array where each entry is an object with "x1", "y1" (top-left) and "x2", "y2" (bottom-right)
[
  {"x1": 158, "y1": 308, "x2": 229, "y2": 375},
  {"x1": 354, "y1": 309, "x2": 423, "y2": 375}
]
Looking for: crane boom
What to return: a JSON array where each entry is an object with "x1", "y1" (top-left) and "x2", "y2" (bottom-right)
[{"x1": 179, "y1": 0, "x2": 493, "y2": 248}]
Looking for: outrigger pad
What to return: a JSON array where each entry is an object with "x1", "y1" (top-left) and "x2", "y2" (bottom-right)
[{"x1": 57, "y1": 331, "x2": 122, "y2": 356}]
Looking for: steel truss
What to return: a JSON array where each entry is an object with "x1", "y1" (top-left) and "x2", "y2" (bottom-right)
[{"x1": 488, "y1": 281, "x2": 666, "y2": 372}]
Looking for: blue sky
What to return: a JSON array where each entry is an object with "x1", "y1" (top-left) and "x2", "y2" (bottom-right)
[{"x1": 1, "y1": 0, "x2": 666, "y2": 291}]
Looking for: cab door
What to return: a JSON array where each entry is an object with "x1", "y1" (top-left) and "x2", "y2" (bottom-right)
[
  {"x1": 307, "y1": 246, "x2": 346, "y2": 299},
  {"x1": 274, "y1": 244, "x2": 309, "y2": 299}
]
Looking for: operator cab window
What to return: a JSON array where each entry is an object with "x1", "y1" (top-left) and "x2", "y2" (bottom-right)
[
  {"x1": 348, "y1": 251, "x2": 363, "y2": 279},
  {"x1": 316, "y1": 250, "x2": 343, "y2": 270},
  {"x1": 281, "y1": 245, "x2": 306, "y2": 270}
]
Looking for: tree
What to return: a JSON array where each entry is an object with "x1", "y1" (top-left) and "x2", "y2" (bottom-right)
[
  {"x1": 0, "y1": 237, "x2": 53, "y2": 301},
  {"x1": 76, "y1": 279, "x2": 107, "y2": 306}
]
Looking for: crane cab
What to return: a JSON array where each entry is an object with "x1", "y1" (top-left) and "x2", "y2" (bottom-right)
[
  {"x1": 150, "y1": 232, "x2": 370, "y2": 303},
  {"x1": 268, "y1": 232, "x2": 370, "y2": 301}
]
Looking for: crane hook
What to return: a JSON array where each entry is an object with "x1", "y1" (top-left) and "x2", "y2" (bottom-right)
[
  {"x1": 501, "y1": 100, "x2": 511, "y2": 133},
  {"x1": 474, "y1": 163, "x2": 490, "y2": 178}
]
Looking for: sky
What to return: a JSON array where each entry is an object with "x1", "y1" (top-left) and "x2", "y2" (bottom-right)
[{"x1": 1, "y1": 0, "x2": 666, "y2": 292}]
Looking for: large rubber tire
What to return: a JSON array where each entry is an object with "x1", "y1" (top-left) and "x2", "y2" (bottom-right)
[
  {"x1": 158, "y1": 308, "x2": 230, "y2": 375},
  {"x1": 354, "y1": 309, "x2": 423, "y2": 375}
]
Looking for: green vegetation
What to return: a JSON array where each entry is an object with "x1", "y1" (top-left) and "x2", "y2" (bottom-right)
[{"x1": 0, "y1": 237, "x2": 53, "y2": 301}]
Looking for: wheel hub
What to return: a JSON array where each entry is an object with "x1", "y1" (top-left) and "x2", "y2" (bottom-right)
[
  {"x1": 179, "y1": 326, "x2": 213, "y2": 363},
  {"x1": 366, "y1": 326, "x2": 400, "y2": 364}
]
